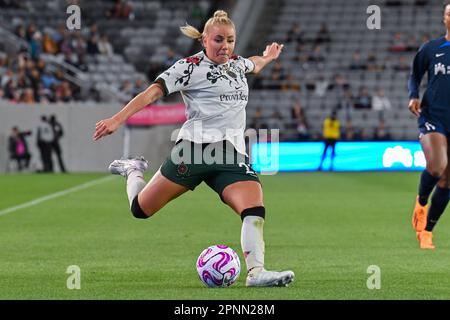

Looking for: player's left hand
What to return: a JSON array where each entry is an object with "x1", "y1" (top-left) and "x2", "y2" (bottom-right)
[
  {"x1": 93, "y1": 117, "x2": 120, "y2": 141},
  {"x1": 263, "y1": 42, "x2": 284, "y2": 61}
]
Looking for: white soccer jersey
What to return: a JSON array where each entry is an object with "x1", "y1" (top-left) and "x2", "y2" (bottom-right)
[{"x1": 155, "y1": 50, "x2": 255, "y2": 155}]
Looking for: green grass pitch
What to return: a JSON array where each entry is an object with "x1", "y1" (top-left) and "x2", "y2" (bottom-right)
[{"x1": 1, "y1": 172, "x2": 450, "y2": 299}]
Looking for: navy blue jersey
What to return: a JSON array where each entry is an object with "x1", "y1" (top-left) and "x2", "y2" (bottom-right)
[{"x1": 408, "y1": 36, "x2": 450, "y2": 129}]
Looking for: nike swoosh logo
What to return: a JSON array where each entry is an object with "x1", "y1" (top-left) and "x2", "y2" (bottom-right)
[{"x1": 436, "y1": 53, "x2": 445, "y2": 57}]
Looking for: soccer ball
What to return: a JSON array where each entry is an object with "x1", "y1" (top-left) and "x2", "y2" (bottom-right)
[{"x1": 196, "y1": 245, "x2": 241, "y2": 288}]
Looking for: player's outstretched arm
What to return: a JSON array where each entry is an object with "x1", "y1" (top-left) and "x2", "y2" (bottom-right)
[
  {"x1": 93, "y1": 83, "x2": 164, "y2": 141},
  {"x1": 248, "y1": 42, "x2": 284, "y2": 74}
]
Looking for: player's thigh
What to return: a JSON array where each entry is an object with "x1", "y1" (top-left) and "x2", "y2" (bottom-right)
[
  {"x1": 420, "y1": 132, "x2": 448, "y2": 175},
  {"x1": 221, "y1": 181, "x2": 264, "y2": 215},
  {"x1": 138, "y1": 169, "x2": 189, "y2": 215}
]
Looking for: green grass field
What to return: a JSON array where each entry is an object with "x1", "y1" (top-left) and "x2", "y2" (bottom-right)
[{"x1": 1, "y1": 172, "x2": 450, "y2": 300}]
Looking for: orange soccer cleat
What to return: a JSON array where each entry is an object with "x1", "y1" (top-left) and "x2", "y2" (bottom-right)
[
  {"x1": 412, "y1": 196, "x2": 428, "y2": 234},
  {"x1": 418, "y1": 230, "x2": 435, "y2": 250}
]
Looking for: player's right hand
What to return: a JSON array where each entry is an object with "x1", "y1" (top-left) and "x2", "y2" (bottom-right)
[
  {"x1": 408, "y1": 99, "x2": 421, "y2": 117},
  {"x1": 93, "y1": 117, "x2": 120, "y2": 141}
]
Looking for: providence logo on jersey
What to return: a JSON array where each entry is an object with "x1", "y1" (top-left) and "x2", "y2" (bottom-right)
[{"x1": 219, "y1": 91, "x2": 248, "y2": 102}]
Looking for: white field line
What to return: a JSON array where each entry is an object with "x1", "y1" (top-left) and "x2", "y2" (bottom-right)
[{"x1": 0, "y1": 175, "x2": 115, "y2": 217}]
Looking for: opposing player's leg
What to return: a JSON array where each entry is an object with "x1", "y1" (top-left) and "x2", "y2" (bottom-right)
[
  {"x1": 318, "y1": 140, "x2": 330, "y2": 171},
  {"x1": 221, "y1": 180, "x2": 295, "y2": 287},
  {"x1": 419, "y1": 145, "x2": 450, "y2": 249},
  {"x1": 413, "y1": 132, "x2": 447, "y2": 235},
  {"x1": 109, "y1": 157, "x2": 189, "y2": 218},
  {"x1": 329, "y1": 140, "x2": 336, "y2": 171}
]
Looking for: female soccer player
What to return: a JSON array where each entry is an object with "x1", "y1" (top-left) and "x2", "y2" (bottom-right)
[
  {"x1": 409, "y1": 1, "x2": 450, "y2": 249},
  {"x1": 93, "y1": 10, "x2": 294, "y2": 286}
]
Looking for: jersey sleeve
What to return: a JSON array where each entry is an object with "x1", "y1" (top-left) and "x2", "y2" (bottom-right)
[
  {"x1": 154, "y1": 58, "x2": 196, "y2": 96},
  {"x1": 237, "y1": 56, "x2": 255, "y2": 74},
  {"x1": 408, "y1": 42, "x2": 430, "y2": 99}
]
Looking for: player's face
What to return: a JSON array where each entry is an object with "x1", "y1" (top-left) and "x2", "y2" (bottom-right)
[
  {"x1": 444, "y1": 5, "x2": 450, "y2": 29},
  {"x1": 203, "y1": 25, "x2": 236, "y2": 64}
]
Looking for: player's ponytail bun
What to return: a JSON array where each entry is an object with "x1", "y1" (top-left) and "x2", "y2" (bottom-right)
[{"x1": 180, "y1": 10, "x2": 235, "y2": 42}]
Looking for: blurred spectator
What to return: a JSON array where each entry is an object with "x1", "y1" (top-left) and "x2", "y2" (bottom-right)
[
  {"x1": 163, "y1": 49, "x2": 181, "y2": 69},
  {"x1": 372, "y1": 88, "x2": 392, "y2": 111},
  {"x1": 4, "y1": 79, "x2": 19, "y2": 101},
  {"x1": 330, "y1": 73, "x2": 350, "y2": 92},
  {"x1": 406, "y1": 34, "x2": 419, "y2": 52},
  {"x1": 281, "y1": 73, "x2": 301, "y2": 92},
  {"x1": 132, "y1": 79, "x2": 146, "y2": 97},
  {"x1": 389, "y1": 32, "x2": 408, "y2": 52},
  {"x1": 336, "y1": 89, "x2": 354, "y2": 111},
  {"x1": 8, "y1": 126, "x2": 32, "y2": 171},
  {"x1": 286, "y1": 23, "x2": 305, "y2": 44},
  {"x1": 249, "y1": 107, "x2": 267, "y2": 131},
  {"x1": 318, "y1": 110, "x2": 340, "y2": 171},
  {"x1": 272, "y1": 62, "x2": 285, "y2": 77},
  {"x1": 97, "y1": 35, "x2": 114, "y2": 56},
  {"x1": 51, "y1": 24, "x2": 66, "y2": 48},
  {"x1": 36, "y1": 83, "x2": 51, "y2": 103},
  {"x1": 58, "y1": 81, "x2": 74, "y2": 102},
  {"x1": 252, "y1": 73, "x2": 263, "y2": 90},
  {"x1": 59, "y1": 33, "x2": 73, "y2": 56},
  {"x1": 366, "y1": 53, "x2": 385, "y2": 72},
  {"x1": 147, "y1": 62, "x2": 162, "y2": 82},
  {"x1": 120, "y1": 80, "x2": 133, "y2": 96},
  {"x1": 86, "y1": 34, "x2": 100, "y2": 55},
  {"x1": 291, "y1": 100, "x2": 310, "y2": 141},
  {"x1": 72, "y1": 32, "x2": 88, "y2": 58},
  {"x1": 341, "y1": 118, "x2": 356, "y2": 141},
  {"x1": 30, "y1": 31, "x2": 42, "y2": 59},
  {"x1": 264, "y1": 62, "x2": 285, "y2": 90},
  {"x1": 25, "y1": 22, "x2": 35, "y2": 40},
  {"x1": 305, "y1": 73, "x2": 316, "y2": 92},
  {"x1": 49, "y1": 115, "x2": 67, "y2": 173},
  {"x1": 373, "y1": 119, "x2": 392, "y2": 141},
  {"x1": 267, "y1": 110, "x2": 284, "y2": 131},
  {"x1": 36, "y1": 115, "x2": 54, "y2": 172},
  {"x1": 15, "y1": 24, "x2": 26, "y2": 39},
  {"x1": 1, "y1": 69, "x2": 14, "y2": 87},
  {"x1": 292, "y1": 44, "x2": 309, "y2": 68},
  {"x1": 42, "y1": 31, "x2": 58, "y2": 54},
  {"x1": 393, "y1": 56, "x2": 410, "y2": 71},
  {"x1": 77, "y1": 53, "x2": 88, "y2": 72},
  {"x1": 307, "y1": 44, "x2": 325, "y2": 63},
  {"x1": 354, "y1": 86, "x2": 372, "y2": 109},
  {"x1": 106, "y1": 0, "x2": 133, "y2": 19},
  {"x1": 313, "y1": 74, "x2": 330, "y2": 97},
  {"x1": 20, "y1": 88, "x2": 35, "y2": 104},
  {"x1": 349, "y1": 51, "x2": 367, "y2": 70},
  {"x1": 315, "y1": 23, "x2": 331, "y2": 44}
]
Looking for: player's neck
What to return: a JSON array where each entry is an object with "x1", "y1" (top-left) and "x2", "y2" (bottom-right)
[{"x1": 446, "y1": 31, "x2": 450, "y2": 41}]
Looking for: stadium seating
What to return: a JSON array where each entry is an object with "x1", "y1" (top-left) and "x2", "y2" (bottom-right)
[
  {"x1": 247, "y1": 0, "x2": 443, "y2": 140},
  {"x1": 0, "y1": 0, "x2": 210, "y2": 103}
]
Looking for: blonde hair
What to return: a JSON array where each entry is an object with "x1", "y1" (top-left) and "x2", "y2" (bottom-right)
[{"x1": 180, "y1": 10, "x2": 235, "y2": 42}]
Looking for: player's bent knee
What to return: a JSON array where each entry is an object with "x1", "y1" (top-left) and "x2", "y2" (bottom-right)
[
  {"x1": 427, "y1": 166, "x2": 446, "y2": 178},
  {"x1": 241, "y1": 206, "x2": 265, "y2": 221},
  {"x1": 131, "y1": 195, "x2": 151, "y2": 219}
]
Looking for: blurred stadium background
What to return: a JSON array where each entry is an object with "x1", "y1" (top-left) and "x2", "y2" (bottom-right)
[
  {"x1": 0, "y1": 0, "x2": 443, "y2": 173},
  {"x1": 2, "y1": 0, "x2": 450, "y2": 300}
]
